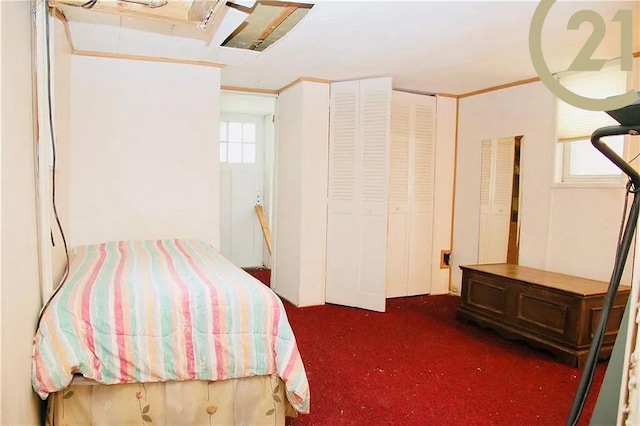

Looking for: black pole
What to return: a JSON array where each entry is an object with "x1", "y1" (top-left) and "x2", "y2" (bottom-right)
[{"x1": 566, "y1": 123, "x2": 640, "y2": 426}]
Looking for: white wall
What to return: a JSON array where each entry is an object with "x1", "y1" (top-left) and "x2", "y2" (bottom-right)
[
  {"x1": 68, "y1": 56, "x2": 221, "y2": 248},
  {"x1": 453, "y1": 82, "x2": 555, "y2": 290},
  {"x1": 452, "y1": 78, "x2": 638, "y2": 291},
  {"x1": 220, "y1": 91, "x2": 277, "y2": 115},
  {"x1": 0, "y1": 1, "x2": 43, "y2": 424},
  {"x1": 432, "y1": 95, "x2": 457, "y2": 294},
  {"x1": 272, "y1": 81, "x2": 329, "y2": 306}
]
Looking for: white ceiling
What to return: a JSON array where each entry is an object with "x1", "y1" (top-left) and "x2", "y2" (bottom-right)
[{"x1": 63, "y1": 1, "x2": 640, "y2": 95}]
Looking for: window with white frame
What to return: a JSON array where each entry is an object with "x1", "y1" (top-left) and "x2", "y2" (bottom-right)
[
  {"x1": 557, "y1": 63, "x2": 628, "y2": 183},
  {"x1": 219, "y1": 121, "x2": 257, "y2": 164}
]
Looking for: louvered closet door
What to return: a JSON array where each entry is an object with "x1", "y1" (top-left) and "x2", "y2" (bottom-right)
[
  {"x1": 407, "y1": 95, "x2": 436, "y2": 296},
  {"x1": 386, "y1": 92, "x2": 436, "y2": 297},
  {"x1": 386, "y1": 92, "x2": 411, "y2": 298},
  {"x1": 326, "y1": 78, "x2": 391, "y2": 312}
]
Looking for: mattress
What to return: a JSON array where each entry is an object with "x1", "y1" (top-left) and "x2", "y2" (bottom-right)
[{"x1": 32, "y1": 239, "x2": 310, "y2": 414}]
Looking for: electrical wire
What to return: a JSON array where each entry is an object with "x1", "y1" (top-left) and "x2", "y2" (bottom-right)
[
  {"x1": 37, "y1": 0, "x2": 70, "y2": 327},
  {"x1": 59, "y1": 0, "x2": 99, "y2": 8},
  {"x1": 81, "y1": 0, "x2": 98, "y2": 9}
]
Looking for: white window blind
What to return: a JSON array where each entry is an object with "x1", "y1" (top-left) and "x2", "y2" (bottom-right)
[{"x1": 557, "y1": 64, "x2": 627, "y2": 142}]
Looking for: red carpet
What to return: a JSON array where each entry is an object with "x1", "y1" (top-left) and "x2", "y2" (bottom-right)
[
  {"x1": 244, "y1": 267, "x2": 271, "y2": 287},
  {"x1": 282, "y1": 295, "x2": 606, "y2": 426}
]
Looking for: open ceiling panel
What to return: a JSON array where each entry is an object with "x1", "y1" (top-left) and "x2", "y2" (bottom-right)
[
  {"x1": 50, "y1": 0, "x2": 225, "y2": 28},
  {"x1": 223, "y1": 1, "x2": 312, "y2": 52}
]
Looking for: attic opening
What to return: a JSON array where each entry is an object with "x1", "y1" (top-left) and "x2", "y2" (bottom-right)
[{"x1": 223, "y1": 1, "x2": 313, "y2": 51}]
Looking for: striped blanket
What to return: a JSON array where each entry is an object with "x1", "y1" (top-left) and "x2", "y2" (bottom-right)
[{"x1": 32, "y1": 239, "x2": 310, "y2": 413}]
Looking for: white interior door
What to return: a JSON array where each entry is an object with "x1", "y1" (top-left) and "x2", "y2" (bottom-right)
[
  {"x1": 219, "y1": 113, "x2": 264, "y2": 267},
  {"x1": 325, "y1": 78, "x2": 391, "y2": 312}
]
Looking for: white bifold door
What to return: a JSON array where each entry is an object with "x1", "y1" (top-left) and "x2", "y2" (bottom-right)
[
  {"x1": 326, "y1": 81, "x2": 437, "y2": 312},
  {"x1": 386, "y1": 91, "x2": 436, "y2": 298},
  {"x1": 325, "y1": 78, "x2": 392, "y2": 312}
]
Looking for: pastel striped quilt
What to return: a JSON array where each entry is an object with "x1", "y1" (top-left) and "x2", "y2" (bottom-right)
[{"x1": 32, "y1": 239, "x2": 310, "y2": 413}]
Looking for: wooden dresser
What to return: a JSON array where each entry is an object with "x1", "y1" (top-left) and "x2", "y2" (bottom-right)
[{"x1": 456, "y1": 263, "x2": 630, "y2": 368}]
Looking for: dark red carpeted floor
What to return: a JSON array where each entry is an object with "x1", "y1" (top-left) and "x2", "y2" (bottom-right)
[
  {"x1": 282, "y1": 295, "x2": 606, "y2": 426},
  {"x1": 244, "y1": 267, "x2": 271, "y2": 287}
]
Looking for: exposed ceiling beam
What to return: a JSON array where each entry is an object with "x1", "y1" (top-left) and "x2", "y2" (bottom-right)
[
  {"x1": 249, "y1": 5, "x2": 297, "y2": 50},
  {"x1": 49, "y1": 0, "x2": 219, "y2": 26},
  {"x1": 53, "y1": 8, "x2": 76, "y2": 52}
]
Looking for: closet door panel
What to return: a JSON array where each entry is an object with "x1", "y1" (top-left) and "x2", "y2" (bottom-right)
[
  {"x1": 326, "y1": 77, "x2": 391, "y2": 312},
  {"x1": 359, "y1": 215, "x2": 388, "y2": 312},
  {"x1": 360, "y1": 79, "x2": 391, "y2": 218},
  {"x1": 327, "y1": 80, "x2": 359, "y2": 215},
  {"x1": 326, "y1": 80, "x2": 360, "y2": 307},
  {"x1": 407, "y1": 212, "x2": 433, "y2": 295},
  {"x1": 386, "y1": 91, "x2": 411, "y2": 296},
  {"x1": 386, "y1": 213, "x2": 409, "y2": 297},
  {"x1": 325, "y1": 213, "x2": 360, "y2": 306},
  {"x1": 389, "y1": 92, "x2": 411, "y2": 212},
  {"x1": 407, "y1": 95, "x2": 436, "y2": 296}
]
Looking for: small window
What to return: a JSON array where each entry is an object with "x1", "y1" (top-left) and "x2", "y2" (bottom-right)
[
  {"x1": 219, "y1": 121, "x2": 228, "y2": 141},
  {"x1": 228, "y1": 122, "x2": 243, "y2": 142},
  {"x1": 562, "y1": 136, "x2": 624, "y2": 183},
  {"x1": 228, "y1": 142, "x2": 242, "y2": 163},
  {"x1": 243, "y1": 123, "x2": 256, "y2": 142},
  {"x1": 556, "y1": 61, "x2": 627, "y2": 184},
  {"x1": 219, "y1": 142, "x2": 228, "y2": 163},
  {"x1": 219, "y1": 120, "x2": 256, "y2": 164}
]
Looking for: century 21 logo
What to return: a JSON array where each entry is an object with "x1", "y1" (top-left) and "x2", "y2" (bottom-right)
[{"x1": 529, "y1": 0, "x2": 637, "y2": 111}]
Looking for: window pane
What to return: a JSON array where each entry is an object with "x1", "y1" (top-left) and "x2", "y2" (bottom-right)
[
  {"x1": 568, "y1": 137, "x2": 623, "y2": 177},
  {"x1": 219, "y1": 142, "x2": 227, "y2": 162},
  {"x1": 243, "y1": 123, "x2": 256, "y2": 142},
  {"x1": 228, "y1": 143, "x2": 242, "y2": 163},
  {"x1": 228, "y1": 122, "x2": 242, "y2": 142},
  {"x1": 243, "y1": 144, "x2": 256, "y2": 163},
  {"x1": 219, "y1": 122, "x2": 228, "y2": 141}
]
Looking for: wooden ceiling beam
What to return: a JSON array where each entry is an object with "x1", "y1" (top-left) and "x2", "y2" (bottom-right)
[
  {"x1": 249, "y1": 5, "x2": 297, "y2": 50},
  {"x1": 49, "y1": 0, "x2": 218, "y2": 26}
]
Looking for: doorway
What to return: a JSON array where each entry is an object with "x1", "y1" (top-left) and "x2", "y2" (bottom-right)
[
  {"x1": 219, "y1": 92, "x2": 276, "y2": 269},
  {"x1": 219, "y1": 113, "x2": 264, "y2": 267}
]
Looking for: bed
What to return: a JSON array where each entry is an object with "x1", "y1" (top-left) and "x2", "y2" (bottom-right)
[{"x1": 32, "y1": 239, "x2": 310, "y2": 425}]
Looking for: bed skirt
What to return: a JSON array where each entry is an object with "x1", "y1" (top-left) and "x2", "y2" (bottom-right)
[{"x1": 46, "y1": 375, "x2": 296, "y2": 426}]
